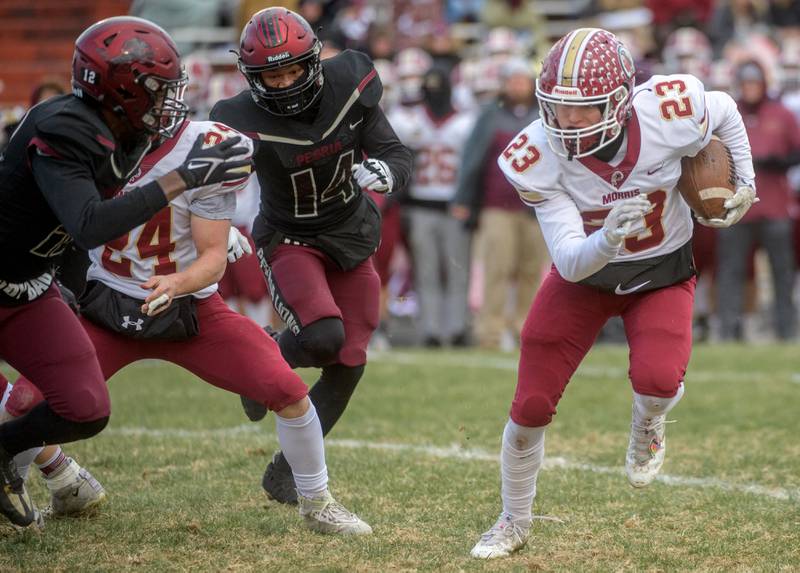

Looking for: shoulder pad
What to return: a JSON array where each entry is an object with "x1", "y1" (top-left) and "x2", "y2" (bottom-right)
[
  {"x1": 34, "y1": 96, "x2": 114, "y2": 161},
  {"x1": 496, "y1": 120, "x2": 560, "y2": 205},
  {"x1": 208, "y1": 91, "x2": 256, "y2": 134},
  {"x1": 324, "y1": 50, "x2": 382, "y2": 108}
]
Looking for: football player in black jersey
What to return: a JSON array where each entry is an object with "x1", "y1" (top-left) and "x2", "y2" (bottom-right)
[
  {"x1": 0, "y1": 16, "x2": 249, "y2": 529},
  {"x1": 211, "y1": 7, "x2": 412, "y2": 504}
]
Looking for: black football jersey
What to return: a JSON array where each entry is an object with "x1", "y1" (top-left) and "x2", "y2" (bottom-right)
[
  {"x1": 210, "y1": 50, "x2": 412, "y2": 240},
  {"x1": 0, "y1": 95, "x2": 167, "y2": 305}
]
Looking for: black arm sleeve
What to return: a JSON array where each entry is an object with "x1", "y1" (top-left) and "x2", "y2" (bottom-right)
[
  {"x1": 360, "y1": 104, "x2": 413, "y2": 194},
  {"x1": 32, "y1": 154, "x2": 168, "y2": 249}
]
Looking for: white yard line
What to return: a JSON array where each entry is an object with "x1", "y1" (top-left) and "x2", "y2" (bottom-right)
[
  {"x1": 367, "y1": 351, "x2": 794, "y2": 383},
  {"x1": 104, "y1": 425, "x2": 799, "y2": 503}
]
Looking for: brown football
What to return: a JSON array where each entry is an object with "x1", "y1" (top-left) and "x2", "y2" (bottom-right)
[{"x1": 676, "y1": 136, "x2": 736, "y2": 220}]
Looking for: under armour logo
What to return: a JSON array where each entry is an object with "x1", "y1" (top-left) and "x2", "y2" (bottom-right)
[{"x1": 121, "y1": 315, "x2": 144, "y2": 331}]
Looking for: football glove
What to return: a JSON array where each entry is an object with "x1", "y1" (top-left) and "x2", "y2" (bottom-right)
[
  {"x1": 351, "y1": 158, "x2": 394, "y2": 194},
  {"x1": 695, "y1": 186, "x2": 757, "y2": 228},
  {"x1": 227, "y1": 227, "x2": 252, "y2": 263},
  {"x1": 175, "y1": 133, "x2": 252, "y2": 190},
  {"x1": 602, "y1": 195, "x2": 652, "y2": 246}
]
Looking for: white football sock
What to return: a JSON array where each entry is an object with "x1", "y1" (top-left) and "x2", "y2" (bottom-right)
[
  {"x1": 633, "y1": 382, "x2": 685, "y2": 419},
  {"x1": 44, "y1": 457, "x2": 81, "y2": 492},
  {"x1": 501, "y1": 418, "x2": 546, "y2": 527},
  {"x1": 275, "y1": 403, "x2": 328, "y2": 498},
  {"x1": 13, "y1": 447, "x2": 42, "y2": 481}
]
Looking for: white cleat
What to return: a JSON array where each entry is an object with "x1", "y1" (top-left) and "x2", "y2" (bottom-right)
[
  {"x1": 626, "y1": 406, "x2": 669, "y2": 488},
  {"x1": 298, "y1": 491, "x2": 372, "y2": 535},
  {"x1": 471, "y1": 513, "x2": 530, "y2": 559},
  {"x1": 42, "y1": 460, "x2": 107, "y2": 517}
]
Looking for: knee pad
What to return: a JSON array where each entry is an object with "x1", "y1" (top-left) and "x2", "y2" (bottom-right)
[
  {"x1": 280, "y1": 317, "x2": 345, "y2": 368},
  {"x1": 511, "y1": 390, "x2": 557, "y2": 428}
]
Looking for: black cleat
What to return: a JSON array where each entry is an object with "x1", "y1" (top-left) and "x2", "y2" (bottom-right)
[
  {"x1": 0, "y1": 446, "x2": 38, "y2": 528},
  {"x1": 262, "y1": 451, "x2": 297, "y2": 505},
  {"x1": 240, "y1": 396, "x2": 268, "y2": 423}
]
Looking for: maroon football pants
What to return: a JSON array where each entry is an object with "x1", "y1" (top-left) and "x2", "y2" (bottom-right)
[
  {"x1": 0, "y1": 284, "x2": 109, "y2": 422},
  {"x1": 263, "y1": 244, "x2": 380, "y2": 366},
  {"x1": 9, "y1": 292, "x2": 307, "y2": 416},
  {"x1": 511, "y1": 267, "x2": 695, "y2": 428}
]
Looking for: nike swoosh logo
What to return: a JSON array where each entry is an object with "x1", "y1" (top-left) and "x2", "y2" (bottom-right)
[
  {"x1": 349, "y1": 117, "x2": 363, "y2": 130},
  {"x1": 614, "y1": 280, "x2": 651, "y2": 295},
  {"x1": 646, "y1": 163, "x2": 664, "y2": 175}
]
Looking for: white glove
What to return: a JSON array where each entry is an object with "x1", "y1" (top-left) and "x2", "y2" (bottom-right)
[
  {"x1": 227, "y1": 227, "x2": 252, "y2": 263},
  {"x1": 602, "y1": 196, "x2": 652, "y2": 246},
  {"x1": 351, "y1": 158, "x2": 394, "y2": 194},
  {"x1": 696, "y1": 186, "x2": 757, "y2": 228}
]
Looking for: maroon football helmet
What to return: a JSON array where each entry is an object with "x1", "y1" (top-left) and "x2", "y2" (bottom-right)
[
  {"x1": 237, "y1": 8, "x2": 323, "y2": 116},
  {"x1": 71, "y1": 16, "x2": 188, "y2": 139},
  {"x1": 536, "y1": 28, "x2": 636, "y2": 158}
]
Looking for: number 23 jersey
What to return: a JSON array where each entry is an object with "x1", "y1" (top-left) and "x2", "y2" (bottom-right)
[{"x1": 499, "y1": 74, "x2": 754, "y2": 274}]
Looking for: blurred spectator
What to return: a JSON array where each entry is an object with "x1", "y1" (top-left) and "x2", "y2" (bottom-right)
[
  {"x1": 481, "y1": 0, "x2": 545, "y2": 37},
  {"x1": 390, "y1": 66, "x2": 477, "y2": 346},
  {"x1": 709, "y1": 0, "x2": 771, "y2": 57},
  {"x1": 395, "y1": 47, "x2": 434, "y2": 106},
  {"x1": 767, "y1": 0, "x2": 800, "y2": 29},
  {"x1": 446, "y1": 0, "x2": 484, "y2": 22},
  {"x1": 452, "y1": 59, "x2": 546, "y2": 351},
  {"x1": 645, "y1": 0, "x2": 714, "y2": 51},
  {"x1": 661, "y1": 27, "x2": 714, "y2": 80},
  {"x1": 717, "y1": 60, "x2": 800, "y2": 340}
]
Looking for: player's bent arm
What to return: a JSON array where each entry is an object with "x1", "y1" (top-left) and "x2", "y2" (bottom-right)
[
  {"x1": 359, "y1": 104, "x2": 414, "y2": 192},
  {"x1": 178, "y1": 216, "x2": 231, "y2": 294},
  {"x1": 533, "y1": 192, "x2": 621, "y2": 282},
  {"x1": 705, "y1": 90, "x2": 756, "y2": 188},
  {"x1": 33, "y1": 153, "x2": 174, "y2": 249}
]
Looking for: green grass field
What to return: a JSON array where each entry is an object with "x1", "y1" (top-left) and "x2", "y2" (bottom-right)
[{"x1": 1, "y1": 344, "x2": 798, "y2": 572}]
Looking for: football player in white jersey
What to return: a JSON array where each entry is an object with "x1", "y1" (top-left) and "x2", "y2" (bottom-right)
[
  {"x1": 389, "y1": 66, "x2": 476, "y2": 346},
  {"x1": 471, "y1": 28, "x2": 756, "y2": 559},
  {"x1": 9, "y1": 120, "x2": 372, "y2": 535}
]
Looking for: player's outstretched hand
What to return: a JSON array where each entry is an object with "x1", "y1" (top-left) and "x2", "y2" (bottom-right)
[
  {"x1": 602, "y1": 195, "x2": 652, "y2": 246},
  {"x1": 175, "y1": 133, "x2": 252, "y2": 190},
  {"x1": 351, "y1": 158, "x2": 394, "y2": 194},
  {"x1": 696, "y1": 186, "x2": 757, "y2": 228},
  {"x1": 227, "y1": 227, "x2": 252, "y2": 263}
]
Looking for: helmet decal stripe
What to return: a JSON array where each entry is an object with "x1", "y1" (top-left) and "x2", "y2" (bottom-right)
[{"x1": 560, "y1": 28, "x2": 593, "y2": 87}]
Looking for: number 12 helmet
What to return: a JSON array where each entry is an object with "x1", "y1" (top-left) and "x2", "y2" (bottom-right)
[
  {"x1": 237, "y1": 8, "x2": 323, "y2": 116},
  {"x1": 536, "y1": 28, "x2": 636, "y2": 159},
  {"x1": 71, "y1": 16, "x2": 188, "y2": 139}
]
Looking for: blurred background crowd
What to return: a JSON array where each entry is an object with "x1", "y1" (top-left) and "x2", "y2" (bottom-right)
[{"x1": 2, "y1": 0, "x2": 800, "y2": 349}]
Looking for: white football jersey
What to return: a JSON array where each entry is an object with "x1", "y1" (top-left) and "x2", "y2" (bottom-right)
[
  {"x1": 389, "y1": 105, "x2": 476, "y2": 202},
  {"x1": 499, "y1": 74, "x2": 754, "y2": 282},
  {"x1": 231, "y1": 174, "x2": 260, "y2": 231},
  {"x1": 86, "y1": 120, "x2": 253, "y2": 300}
]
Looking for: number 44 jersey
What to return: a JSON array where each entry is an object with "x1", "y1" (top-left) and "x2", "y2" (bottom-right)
[
  {"x1": 86, "y1": 120, "x2": 253, "y2": 300},
  {"x1": 499, "y1": 73, "x2": 755, "y2": 290}
]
